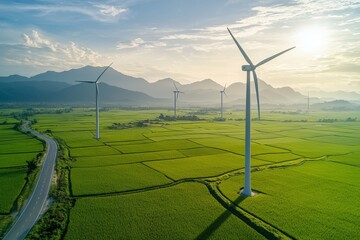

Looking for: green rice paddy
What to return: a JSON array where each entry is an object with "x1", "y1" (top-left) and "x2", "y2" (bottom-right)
[
  {"x1": 3, "y1": 108, "x2": 360, "y2": 239},
  {"x1": 66, "y1": 182, "x2": 264, "y2": 240},
  {"x1": 0, "y1": 121, "x2": 44, "y2": 216},
  {"x1": 0, "y1": 168, "x2": 27, "y2": 213}
]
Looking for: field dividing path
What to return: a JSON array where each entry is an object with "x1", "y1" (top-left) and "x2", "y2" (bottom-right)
[{"x1": 4, "y1": 122, "x2": 57, "y2": 240}]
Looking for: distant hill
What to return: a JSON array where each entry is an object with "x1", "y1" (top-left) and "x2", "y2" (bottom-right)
[
  {"x1": 311, "y1": 100, "x2": 359, "y2": 111},
  {"x1": 54, "y1": 82, "x2": 157, "y2": 105},
  {"x1": 0, "y1": 74, "x2": 28, "y2": 82},
  {"x1": 0, "y1": 81, "x2": 161, "y2": 106},
  {"x1": 1, "y1": 65, "x2": 358, "y2": 106},
  {"x1": 0, "y1": 81, "x2": 70, "y2": 102},
  {"x1": 309, "y1": 90, "x2": 360, "y2": 101}
]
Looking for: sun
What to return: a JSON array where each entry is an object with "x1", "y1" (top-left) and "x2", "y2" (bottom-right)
[{"x1": 295, "y1": 26, "x2": 329, "y2": 53}]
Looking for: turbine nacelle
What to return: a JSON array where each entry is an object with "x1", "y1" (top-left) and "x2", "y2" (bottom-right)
[{"x1": 242, "y1": 65, "x2": 254, "y2": 71}]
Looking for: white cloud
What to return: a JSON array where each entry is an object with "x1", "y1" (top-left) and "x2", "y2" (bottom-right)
[
  {"x1": 0, "y1": 2, "x2": 128, "y2": 22},
  {"x1": 95, "y1": 5, "x2": 127, "y2": 17},
  {"x1": 117, "y1": 38, "x2": 166, "y2": 50},
  {"x1": 117, "y1": 38, "x2": 145, "y2": 49},
  {"x1": 62, "y1": 41, "x2": 101, "y2": 64},
  {"x1": 23, "y1": 30, "x2": 57, "y2": 52},
  {"x1": 16, "y1": 30, "x2": 102, "y2": 68}
]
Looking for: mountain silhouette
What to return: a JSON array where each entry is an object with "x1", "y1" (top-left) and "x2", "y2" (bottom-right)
[{"x1": 1, "y1": 65, "x2": 358, "y2": 106}]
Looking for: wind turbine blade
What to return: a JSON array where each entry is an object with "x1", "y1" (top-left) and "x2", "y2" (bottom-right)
[
  {"x1": 255, "y1": 47, "x2": 295, "y2": 68},
  {"x1": 96, "y1": 82, "x2": 99, "y2": 98},
  {"x1": 173, "y1": 82, "x2": 179, "y2": 91},
  {"x1": 227, "y1": 28, "x2": 254, "y2": 67},
  {"x1": 76, "y1": 81, "x2": 95, "y2": 83},
  {"x1": 95, "y1": 62, "x2": 113, "y2": 83},
  {"x1": 223, "y1": 83, "x2": 227, "y2": 92},
  {"x1": 252, "y1": 70, "x2": 260, "y2": 120}
]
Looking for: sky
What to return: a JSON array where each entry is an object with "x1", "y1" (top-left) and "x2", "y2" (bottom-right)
[{"x1": 0, "y1": 0, "x2": 359, "y2": 93}]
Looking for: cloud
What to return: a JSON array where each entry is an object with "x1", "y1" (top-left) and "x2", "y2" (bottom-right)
[
  {"x1": 22, "y1": 30, "x2": 101, "y2": 64},
  {"x1": 117, "y1": 38, "x2": 145, "y2": 49},
  {"x1": 62, "y1": 41, "x2": 101, "y2": 64},
  {"x1": 23, "y1": 30, "x2": 57, "y2": 52},
  {"x1": 2, "y1": 30, "x2": 102, "y2": 70},
  {"x1": 95, "y1": 5, "x2": 127, "y2": 17},
  {"x1": 117, "y1": 38, "x2": 166, "y2": 50},
  {"x1": 161, "y1": 0, "x2": 359, "y2": 43},
  {"x1": 0, "y1": 2, "x2": 128, "y2": 22}
]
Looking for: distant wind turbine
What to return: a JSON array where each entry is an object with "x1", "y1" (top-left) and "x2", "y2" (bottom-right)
[
  {"x1": 173, "y1": 82, "x2": 183, "y2": 118},
  {"x1": 76, "y1": 63, "x2": 113, "y2": 139},
  {"x1": 220, "y1": 84, "x2": 227, "y2": 119},
  {"x1": 307, "y1": 92, "x2": 310, "y2": 113},
  {"x1": 228, "y1": 27, "x2": 295, "y2": 196}
]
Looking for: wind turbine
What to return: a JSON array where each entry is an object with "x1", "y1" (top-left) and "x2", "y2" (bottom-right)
[
  {"x1": 76, "y1": 63, "x2": 113, "y2": 140},
  {"x1": 307, "y1": 92, "x2": 310, "y2": 113},
  {"x1": 173, "y1": 82, "x2": 183, "y2": 118},
  {"x1": 227, "y1": 28, "x2": 295, "y2": 196},
  {"x1": 220, "y1": 84, "x2": 227, "y2": 119}
]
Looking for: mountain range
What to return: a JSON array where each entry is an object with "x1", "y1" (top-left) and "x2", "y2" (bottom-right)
[{"x1": 0, "y1": 66, "x2": 359, "y2": 108}]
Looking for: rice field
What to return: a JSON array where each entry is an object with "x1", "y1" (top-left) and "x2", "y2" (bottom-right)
[
  {"x1": 218, "y1": 161, "x2": 360, "y2": 239},
  {"x1": 16, "y1": 109, "x2": 360, "y2": 238},
  {"x1": 0, "y1": 168, "x2": 27, "y2": 213},
  {"x1": 0, "y1": 121, "x2": 44, "y2": 215},
  {"x1": 66, "y1": 182, "x2": 264, "y2": 240}
]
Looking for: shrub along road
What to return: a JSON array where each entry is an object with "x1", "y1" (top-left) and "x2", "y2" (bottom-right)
[{"x1": 4, "y1": 122, "x2": 57, "y2": 240}]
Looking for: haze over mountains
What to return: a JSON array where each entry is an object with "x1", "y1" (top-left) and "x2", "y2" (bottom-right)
[{"x1": 0, "y1": 66, "x2": 359, "y2": 108}]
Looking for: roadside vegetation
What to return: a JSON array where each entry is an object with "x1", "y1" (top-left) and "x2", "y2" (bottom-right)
[{"x1": 26, "y1": 137, "x2": 73, "y2": 240}]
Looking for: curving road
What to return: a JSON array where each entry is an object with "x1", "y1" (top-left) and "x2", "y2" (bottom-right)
[{"x1": 4, "y1": 122, "x2": 58, "y2": 240}]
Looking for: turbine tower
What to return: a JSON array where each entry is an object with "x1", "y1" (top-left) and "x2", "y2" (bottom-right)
[
  {"x1": 307, "y1": 92, "x2": 310, "y2": 113},
  {"x1": 77, "y1": 63, "x2": 113, "y2": 140},
  {"x1": 227, "y1": 28, "x2": 295, "y2": 196},
  {"x1": 173, "y1": 82, "x2": 183, "y2": 118},
  {"x1": 220, "y1": 84, "x2": 227, "y2": 119}
]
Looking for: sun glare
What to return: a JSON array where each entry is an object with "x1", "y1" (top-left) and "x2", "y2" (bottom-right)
[{"x1": 296, "y1": 26, "x2": 329, "y2": 53}]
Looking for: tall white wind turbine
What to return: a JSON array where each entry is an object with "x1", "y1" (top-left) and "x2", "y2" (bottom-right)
[
  {"x1": 220, "y1": 84, "x2": 227, "y2": 119},
  {"x1": 173, "y1": 82, "x2": 183, "y2": 118},
  {"x1": 77, "y1": 63, "x2": 113, "y2": 140},
  {"x1": 227, "y1": 28, "x2": 295, "y2": 196}
]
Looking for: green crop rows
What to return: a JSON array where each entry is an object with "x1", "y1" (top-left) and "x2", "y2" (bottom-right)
[
  {"x1": 0, "y1": 123, "x2": 44, "y2": 215},
  {"x1": 0, "y1": 116, "x2": 44, "y2": 237},
  {"x1": 7, "y1": 109, "x2": 360, "y2": 239}
]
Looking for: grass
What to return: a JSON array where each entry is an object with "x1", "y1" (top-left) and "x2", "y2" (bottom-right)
[
  {"x1": 114, "y1": 139, "x2": 200, "y2": 153},
  {"x1": 0, "y1": 152, "x2": 39, "y2": 168},
  {"x1": 69, "y1": 145, "x2": 120, "y2": 157},
  {"x1": 192, "y1": 137, "x2": 288, "y2": 155},
  {"x1": 72, "y1": 150, "x2": 186, "y2": 168},
  {"x1": 218, "y1": 160, "x2": 360, "y2": 239},
  {"x1": 252, "y1": 152, "x2": 302, "y2": 163},
  {"x1": 0, "y1": 139, "x2": 43, "y2": 154},
  {"x1": 0, "y1": 168, "x2": 27, "y2": 213},
  {"x1": 71, "y1": 163, "x2": 173, "y2": 196},
  {"x1": 307, "y1": 135, "x2": 360, "y2": 146},
  {"x1": 66, "y1": 182, "x2": 264, "y2": 240},
  {"x1": 145, "y1": 153, "x2": 269, "y2": 180},
  {"x1": 255, "y1": 137, "x2": 354, "y2": 158},
  {"x1": 328, "y1": 152, "x2": 360, "y2": 166},
  {"x1": 179, "y1": 147, "x2": 227, "y2": 157},
  {"x1": 0, "y1": 121, "x2": 44, "y2": 213},
  {"x1": 0, "y1": 215, "x2": 13, "y2": 236},
  {"x1": 23, "y1": 108, "x2": 360, "y2": 239}
]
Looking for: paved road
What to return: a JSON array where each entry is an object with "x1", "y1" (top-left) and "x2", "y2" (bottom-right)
[{"x1": 4, "y1": 122, "x2": 58, "y2": 240}]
